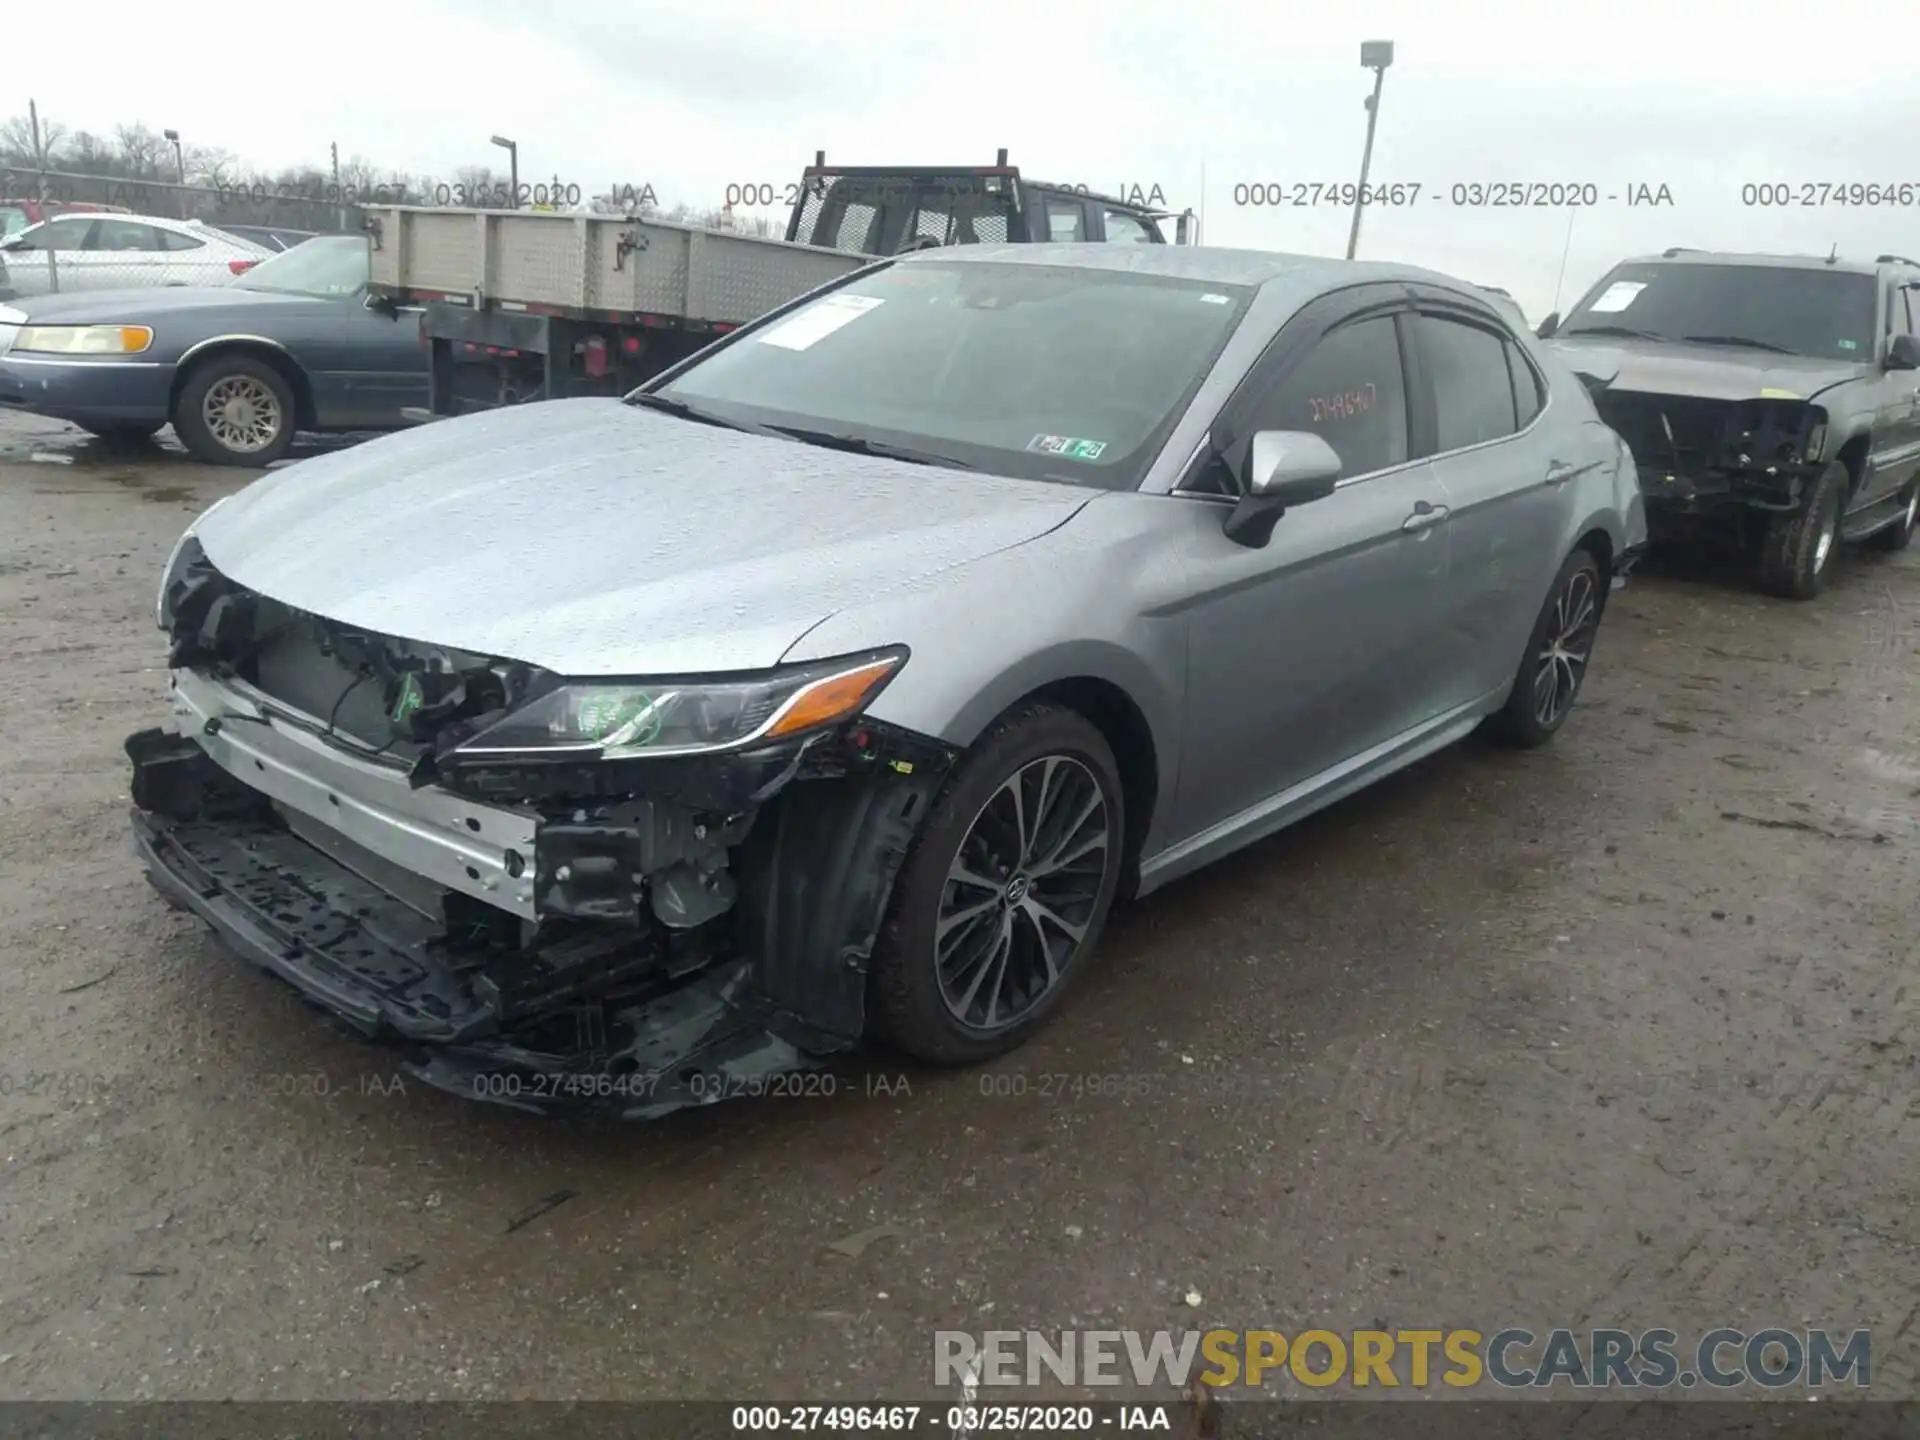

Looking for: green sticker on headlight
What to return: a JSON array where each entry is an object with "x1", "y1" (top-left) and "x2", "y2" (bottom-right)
[{"x1": 576, "y1": 691, "x2": 665, "y2": 746}]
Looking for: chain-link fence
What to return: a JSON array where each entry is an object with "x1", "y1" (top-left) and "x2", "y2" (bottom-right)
[{"x1": 0, "y1": 165, "x2": 372, "y2": 298}]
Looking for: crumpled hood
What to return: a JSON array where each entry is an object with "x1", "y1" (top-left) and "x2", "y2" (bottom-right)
[
  {"x1": 1548, "y1": 336, "x2": 1868, "y2": 404},
  {"x1": 194, "y1": 398, "x2": 1092, "y2": 676}
]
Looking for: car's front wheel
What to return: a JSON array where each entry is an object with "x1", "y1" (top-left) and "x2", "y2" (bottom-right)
[
  {"x1": 1757, "y1": 460, "x2": 1848, "y2": 599},
  {"x1": 173, "y1": 355, "x2": 296, "y2": 466},
  {"x1": 869, "y1": 703, "x2": 1125, "y2": 1065}
]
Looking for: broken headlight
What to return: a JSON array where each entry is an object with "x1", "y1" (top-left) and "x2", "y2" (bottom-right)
[
  {"x1": 155, "y1": 495, "x2": 236, "y2": 630},
  {"x1": 450, "y1": 649, "x2": 906, "y2": 761}
]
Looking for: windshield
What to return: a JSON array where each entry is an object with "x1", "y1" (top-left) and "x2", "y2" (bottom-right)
[
  {"x1": 231, "y1": 234, "x2": 368, "y2": 297},
  {"x1": 1559, "y1": 261, "x2": 1877, "y2": 362},
  {"x1": 0, "y1": 206, "x2": 28, "y2": 237},
  {"x1": 646, "y1": 260, "x2": 1253, "y2": 488}
]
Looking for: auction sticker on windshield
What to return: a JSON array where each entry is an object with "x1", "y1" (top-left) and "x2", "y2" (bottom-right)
[
  {"x1": 1588, "y1": 281, "x2": 1647, "y2": 313},
  {"x1": 756, "y1": 294, "x2": 884, "y2": 351},
  {"x1": 1029, "y1": 434, "x2": 1108, "y2": 460}
]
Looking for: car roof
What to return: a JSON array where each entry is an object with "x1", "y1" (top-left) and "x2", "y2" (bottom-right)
[
  {"x1": 1616, "y1": 249, "x2": 1897, "y2": 278},
  {"x1": 899, "y1": 242, "x2": 1501, "y2": 301}
]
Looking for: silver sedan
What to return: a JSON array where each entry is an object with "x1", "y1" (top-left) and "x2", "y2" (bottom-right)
[{"x1": 128, "y1": 244, "x2": 1647, "y2": 1117}]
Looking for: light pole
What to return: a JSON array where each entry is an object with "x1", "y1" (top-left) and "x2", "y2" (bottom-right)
[
  {"x1": 1344, "y1": 40, "x2": 1394, "y2": 261},
  {"x1": 163, "y1": 128, "x2": 186, "y2": 217},
  {"x1": 490, "y1": 135, "x2": 518, "y2": 208}
]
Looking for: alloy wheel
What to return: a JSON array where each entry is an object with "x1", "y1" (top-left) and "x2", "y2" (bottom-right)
[
  {"x1": 934, "y1": 755, "x2": 1112, "y2": 1033},
  {"x1": 1532, "y1": 566, "x2": 1599, "y2": 727},
  {"x1": 202, "y1": 375, "x2": 283, "y2": 455}
]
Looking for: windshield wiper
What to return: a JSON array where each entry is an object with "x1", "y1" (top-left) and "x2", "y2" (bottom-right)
[
  {"x1": 1560, "y1": 323, "x2": 1669, "y2": 342},
  {"x1": 762, "y1": 425, "x2": 974, "y2": 470},
  {"x1": 1679, "y1": 334, "x2": 1797, "y2": 355},
  {"x1": 626, "y1": 392, "x2": 768, "y2": 433}
]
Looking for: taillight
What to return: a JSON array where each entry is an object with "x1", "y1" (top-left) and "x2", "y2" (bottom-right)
[
  {"x1": 583, "y1": 335, "x2": 609, "y2": 378},
  {"x1": 229, "y1": 259, "x2": 259, "y2": 275}
]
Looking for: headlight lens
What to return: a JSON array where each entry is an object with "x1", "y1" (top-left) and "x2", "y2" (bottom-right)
[
  {"x1": 14, "y1": 324, "x2": 153, "y2": 355},
  {"x1": 453, "y1": 650, "x2": 906, "y2": 760}
]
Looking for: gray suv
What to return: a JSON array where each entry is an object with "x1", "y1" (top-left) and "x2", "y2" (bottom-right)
[
  {"x1": 1542, "y1": 249, "x2": 1920, "y2": 598},
  {"x1": 127, "y1": 246, "x2": 1646, "y2": 1118}
]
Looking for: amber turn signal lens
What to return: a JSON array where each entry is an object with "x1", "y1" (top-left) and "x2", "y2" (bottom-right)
[{"x1": 765, "y1": 658, "x2": 900, "y2": 738}]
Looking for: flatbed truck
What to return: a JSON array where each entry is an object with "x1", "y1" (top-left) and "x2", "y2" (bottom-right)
[{"x1": 364, "y1": 151, "x2": 1195, "y2": 419}]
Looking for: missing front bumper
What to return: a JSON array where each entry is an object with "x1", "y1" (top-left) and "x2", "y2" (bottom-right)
[
  {"x1": 126, "y1": 712, "x2": 948, "y2": 1119},
  {"x1": 131, "y1": 794, "x2": 820, "y2": 1118}
]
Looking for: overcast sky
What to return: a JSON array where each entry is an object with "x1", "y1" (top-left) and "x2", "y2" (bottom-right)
[{"x1": 13, "y1": 0, "x2": 1920, "y2": 318}]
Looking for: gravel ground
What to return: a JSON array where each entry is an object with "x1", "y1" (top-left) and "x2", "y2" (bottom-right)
[{"x1": 0, "y1": 413, "x2": 1913, "y2": 1404}]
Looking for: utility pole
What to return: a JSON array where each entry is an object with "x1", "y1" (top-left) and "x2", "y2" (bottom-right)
[
  {"x1": 1345, "y1": 41, "x2": 1395, "y2": 261},
  {"x1": 332, "y1": 141, "x2": 346, "y2": 230}
]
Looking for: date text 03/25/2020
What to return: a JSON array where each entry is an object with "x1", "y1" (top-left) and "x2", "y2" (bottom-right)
[{"x1": 1231, "y1": 181, "x2": 1675, "y2": 208}]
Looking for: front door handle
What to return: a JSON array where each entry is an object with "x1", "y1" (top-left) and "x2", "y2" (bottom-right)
[
  {"x1": 1544, "y1": 460, "x2": 1579, "y2": 485},
  {"x1": 1402, "y1": 500, "x2": 1450, "y2": 532}
]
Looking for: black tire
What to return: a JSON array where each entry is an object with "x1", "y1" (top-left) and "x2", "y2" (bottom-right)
[
  {"x1": 77, "y1": 422, "x2": 163, "y2": 447},
  {"x1": 868, "y1": 702, "x2": 1126, "y2": 1065},
  {"x1": 1486, "y1": 548, "x2": 1604, "y2": 749},
  {"x1": 172, "y1": 354, "x2": 296, "y2": 466},
  {"x1": 1867, "y1": 482, "x2": 1918, "y2": 552},
  {"x1": 1757, "y1": 460, "x2": 1848, "y2": 599}
]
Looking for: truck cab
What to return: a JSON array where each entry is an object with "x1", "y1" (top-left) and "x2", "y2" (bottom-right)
[{"x1": 786, "y1": 151, "x2": 1194, "y2": 254}]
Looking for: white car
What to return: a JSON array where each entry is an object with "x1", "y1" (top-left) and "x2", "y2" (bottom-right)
[{"x1": 0, "y1": 214, "x2": 272, "y2": 299}]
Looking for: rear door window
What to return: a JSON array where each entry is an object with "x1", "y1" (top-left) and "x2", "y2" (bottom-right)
[
  {"x1": 90, "y1": 219, "x2": 166, "y2": 252},
  {"x1": 1419, "y1": 313, "x2": 1520, "y2": 452}
]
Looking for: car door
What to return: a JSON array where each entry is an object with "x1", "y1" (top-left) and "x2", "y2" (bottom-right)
[
  {"x1": 85, "y1": 218, "x2": 173, "y2": 289},
  {"x1": 1864, "y1": 282, "x2": 1920, "y2": 510},
  {"x1": 1404, "y1": 295, "x2": 1579, "y2": 708},
  {"x1": 333, "y1": 293, "x2": 429, "y2": 423},
  {"x1": 3, "y1": 217, "x2": 97, "y2": 296},
  {"x1": 1169, "y1": 286, "x2": 1454, "y2": 841}
]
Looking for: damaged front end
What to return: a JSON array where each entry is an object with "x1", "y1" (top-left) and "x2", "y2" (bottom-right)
[
  {"x1": 1590, "y1": 388, "x2": 1831, "y2": 527},
  {"x1": 129, "y1": 541, "x2": 953, "y2": 1117}
]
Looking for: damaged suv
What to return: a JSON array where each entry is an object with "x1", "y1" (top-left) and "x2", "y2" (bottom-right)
[
  {"x1": 128, "y1": 246, "x2": 1643, "y2": 1118},
  {"x1": 1542, "y1": 249, "x2": 1920, "y2": 598}
]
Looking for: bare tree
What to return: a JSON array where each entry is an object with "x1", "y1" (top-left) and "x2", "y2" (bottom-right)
[
  {"x1": 184, "y1": 144, "x2": 239, "y2": 188},
  {"x1": 113, "y1": 122, "x2": 171, "y2": 178},
  {"x1": 0, "y1": 111, "x2": 66, "y2": 166}
]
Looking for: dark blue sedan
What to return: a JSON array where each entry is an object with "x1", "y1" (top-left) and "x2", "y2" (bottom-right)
[{"x1": 0, "y1": 235, "x2": 427, "y2": 465}]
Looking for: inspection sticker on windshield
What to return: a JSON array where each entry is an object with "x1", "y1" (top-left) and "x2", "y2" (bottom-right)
[
  {"x1": 1588, "y1": 281, "x2": 1647, "y2": 313},
  {"x1": 756, "y1": 294, "x2": 884, "y2": 351},
  {"x1": 1029, "y1": 434, "x2": 1107, "y2": 460}
]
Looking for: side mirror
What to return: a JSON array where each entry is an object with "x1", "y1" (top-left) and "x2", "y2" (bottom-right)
[
  {"x1": 364, "y1": 292, "x2": 399, "y2": 318},
  {"x1": 1223, "y1": 430, "x2": 1342, "y2": 548},
  {"x1": 1535, "y1": 312, "x2": 1560, "y2": 340},
  {"x1": 1886, "y1": 334, "x2": 1920, "y2": 370}
]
